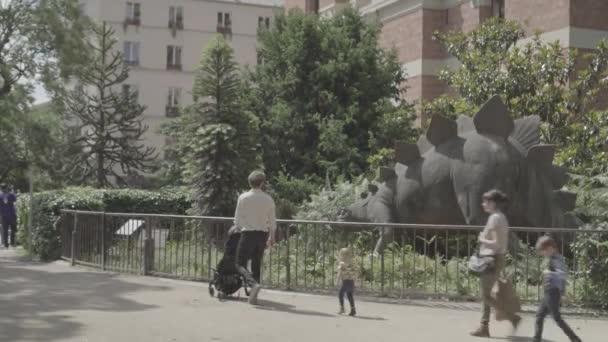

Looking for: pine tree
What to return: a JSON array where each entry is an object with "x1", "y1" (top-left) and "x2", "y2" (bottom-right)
[
  {"x1": 65, "y1": 22, "x2": 155, "y2": 188},
  {"x1": 165, "y1": 35, "x2": 259, "y2": 216}
]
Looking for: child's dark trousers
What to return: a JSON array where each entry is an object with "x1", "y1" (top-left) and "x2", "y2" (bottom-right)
[
  {"x1": 339, "y1": 279, "x2": 355, "y2": 308},
  {"x1": 534, "y1": 288, "x2": 580, "y2": 342}
]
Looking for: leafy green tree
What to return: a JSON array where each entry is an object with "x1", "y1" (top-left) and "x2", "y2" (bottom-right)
[
  {"x1": 164, "y1": 36, "x2": 259, "y2": 216},
  {"x1": 0, "y1": 0, "x2": 89, "y2": 99},
  {"x1": 64, "y1": 22, "x2": 155, "y2": 188},
  {"x1": 244, "y1": 8, "x2": 412, "y2": 181},
  {"x1": 432, "y1": 18, "x2": 608, "y2": 174},
  {"x1": 0, "y1": 0, "x2": 89, "y2": 187}
]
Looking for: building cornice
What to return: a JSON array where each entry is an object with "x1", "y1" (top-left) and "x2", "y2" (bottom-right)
[{"x1": 360, "y1": 0, "x2": 490, "y2": 22}]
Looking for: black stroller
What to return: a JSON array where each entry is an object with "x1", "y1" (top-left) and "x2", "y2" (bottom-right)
[{"x1": 208, "y1": 227, "x2": 250, "y2": 299}]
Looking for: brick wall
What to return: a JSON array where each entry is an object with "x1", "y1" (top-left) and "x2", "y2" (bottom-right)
[
  {"x1": 379, "y1": 9, "x2": 424, "y2": 63},
  {"x1": 571, "y1": 0, "x2": 608, "y2": 31},
  {"x1": 284, "y1": 0, "x2": 306, "y2": 11},
  {"x1": 447, "y1": 1, "x2": 492, "y2": 33},
  {"x1": 422, "y1": 9, "x2": 448, "y2": 59},
  {"x1": 506, "y1": 0, "x2": 570, "y2": 36}
]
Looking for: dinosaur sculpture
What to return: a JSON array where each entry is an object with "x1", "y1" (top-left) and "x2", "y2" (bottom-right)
[{"x1": 338, "y1": 95, "x2": 578, "y2": 254}]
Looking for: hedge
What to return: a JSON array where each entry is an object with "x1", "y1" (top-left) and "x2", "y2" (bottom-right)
[{"x1": 17, "y1": 187, "x2": 191, "y2": 261}]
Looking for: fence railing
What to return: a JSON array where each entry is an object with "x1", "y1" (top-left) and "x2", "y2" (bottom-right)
[{"x1": 59, "y1": 209, "x2": 608, "y2": 307}]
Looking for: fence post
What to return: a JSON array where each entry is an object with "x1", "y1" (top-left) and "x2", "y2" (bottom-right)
[
  {"x1": 71, "y1": 213, "x2": 78, "y2": 266},
  {"x1": 101, "y1": 212, "x2": 106, "y2": 270},
  {"x1": 143, "y1": 216, "x2": 155, "y2": 275},
  {"x1": 285, "y1": 224, "x2": 291, "y2": 290},
  {"x1": 380, "y1": 251, "x2": 385, "y2": 296}
]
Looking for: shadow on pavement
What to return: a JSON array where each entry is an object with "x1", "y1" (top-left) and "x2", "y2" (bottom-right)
[
  {"x1": 494, "y1": 336, "x2": 557, "y2": 342},
  {"x1": 0, "y1": 258, "x2": 169, "y2": 341},
  {"x1": 352, "y1": 315, "x2": 387, "y2": 321},
  {"x1": 254, "y1": 299, "x2": 336, "y2": 318}
]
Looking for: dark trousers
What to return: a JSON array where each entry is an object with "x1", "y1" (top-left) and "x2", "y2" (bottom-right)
[
  {"x1": 1, "y1": 217, "x2": 17, "y2": 247},
  {"x1": 339, "y1": 279, "x2": 355, "y2": 308},
  {"x1": 534, "y1": 288, "x2": 580, "y2": 341},
  {"x1": 235, "y1": 231, "x2": 268, "y2": 286}
]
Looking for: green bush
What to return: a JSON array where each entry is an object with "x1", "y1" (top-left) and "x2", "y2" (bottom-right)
[
  {"x1": 571, "y1": 222, "x2": 608, "y2": 309},
  {"x1": 17, "y1": 187, "x2": 191, "y2": 261}
]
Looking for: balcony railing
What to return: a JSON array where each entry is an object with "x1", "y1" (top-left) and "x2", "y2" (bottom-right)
[{"x1": 165, "y1": 106, "x2": 180, "y2": 117}]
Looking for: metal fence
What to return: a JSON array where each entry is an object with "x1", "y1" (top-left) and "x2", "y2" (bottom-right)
[{"x1": 59, "y1": 209, "x2": 608, "y2": 307}]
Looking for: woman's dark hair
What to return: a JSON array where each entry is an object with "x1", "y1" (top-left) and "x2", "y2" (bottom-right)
[{"x1": 482, "y1": 189, "x2": 509, "y2": 209}]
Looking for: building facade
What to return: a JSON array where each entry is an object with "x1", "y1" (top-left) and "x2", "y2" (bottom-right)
[
  {"x1": 81, "y1": 0, "x2": 280, "y2": 151},
  {"x1": 286, "y1": 0, "x2": 608, "y2": 108}
]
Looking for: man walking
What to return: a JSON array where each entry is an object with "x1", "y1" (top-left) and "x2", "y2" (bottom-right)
[
  {"x1": 0, "y1": 184, "x2": 17, "y2": 248},
  {"x1": 234, "y1": 171, "x2": 276, "y2": 305}
]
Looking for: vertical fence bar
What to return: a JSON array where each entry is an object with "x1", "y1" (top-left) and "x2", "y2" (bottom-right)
[
  {"x1": 71, "y1": 213, "x2": 78, "y2": 266},
  {"x1": 101, "y1": 212, "x2": 106, "y2": 270}
]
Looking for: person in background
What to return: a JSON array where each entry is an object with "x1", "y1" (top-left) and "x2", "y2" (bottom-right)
[
  {"x1": 533, "y1": 236, "x2": 582, "y2": 342},
  {"x1": 0, "y1": 183, "x2": 17, "y2": 248},
  {"x1": 470, "y1": 189, "x2": 521, "y2": 338},
  {"x1": 337, "y1": 247, "x2": 357, "y2": 316},
  {"x1": 234, "y1": 171, "x2": 277, "y2": 305}
]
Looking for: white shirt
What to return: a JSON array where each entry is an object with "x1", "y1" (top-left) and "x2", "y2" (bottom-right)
[
  {"x1": 479, "y1": 212, "x2": 509, "y2": 256},
  {"x1": 234, "y1": 189, "x2": 277, "y2": 238}
]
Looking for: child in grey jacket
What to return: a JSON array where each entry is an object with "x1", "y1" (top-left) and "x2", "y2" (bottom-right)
[{"x1": 533, "y1": 236, "x2": 582, "y2": 342}]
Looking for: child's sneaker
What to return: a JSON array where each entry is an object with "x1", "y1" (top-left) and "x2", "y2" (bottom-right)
[
  {"x1": 349, "y1": 307, "x2": 356, "y2": 316},
  {"x1": 338, "y1": 306, "x2": 345, "y2": 315}
]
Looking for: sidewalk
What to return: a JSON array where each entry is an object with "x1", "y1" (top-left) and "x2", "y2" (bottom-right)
[{"x1": 0, "y1": 247, "x2": 605, "y2": 342}]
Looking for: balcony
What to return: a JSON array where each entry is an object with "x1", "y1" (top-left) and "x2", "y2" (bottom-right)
[
  {"x1": 165, "y1": 106, "x2": 180, "y2": 118},
  {"x1": 168, "y1": 20, "x2": 184, "y2": 30},
  {"x1": 124, "y1": 60, "x2": 140, "y2": 67},
  {"x1": 124, "y1": 17, "x2": 141, "y2": 26},
  {"x1": 166, "y1": 64, "x2": 182, "y2": 71},
  {"x1": 216, "y1": 26, "x2": 232, "y2": 36}
]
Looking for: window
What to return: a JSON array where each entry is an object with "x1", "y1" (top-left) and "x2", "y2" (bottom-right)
[
  {"x1": 125, "y1": 2, "x2": 141, "y2": 24},
  {"x1": 492, "y1": 0, "x2": 505, "y2": 18},
  {"x1": 122, "y1": 84, "x2": 139, "y2": 102},
  {"x1": 169, "y1": 6, "x2": 184, "y2": 29},
  {"x1": 258, "y1": 16, "x2": 270, "y2": 29},
  {"x1": 166, "y1": 46, "x2": 182, "y2": 70},
  {"x1": 217, "y1": 12, "x2": 232, "y2": 39},
  {"x1": 166, "y1": 87, "x2": 181, "y2": 117},
  {"x1": 123, "y1": 41, "x2": 140, "y2": 66}
]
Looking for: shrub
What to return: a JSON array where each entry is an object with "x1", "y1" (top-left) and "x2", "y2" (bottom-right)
[
  {"x1": 570, "y1": 222, "x2": 608, "y2": 309},
  {"x1": 17, "y1": 187, "x2": 191, "y2": 261}
]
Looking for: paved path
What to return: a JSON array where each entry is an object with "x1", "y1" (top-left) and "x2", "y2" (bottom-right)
[{"x1": 0, "y1": 248, "x2": 606, "y2": 342}]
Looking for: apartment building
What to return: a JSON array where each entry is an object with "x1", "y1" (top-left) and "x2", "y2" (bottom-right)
[
  {"x1": 81, "y1": 0, "x2": 281, "y2": 151},
  {"x1": 285, "y1": 0, "x2": 608, "y2": 108}
]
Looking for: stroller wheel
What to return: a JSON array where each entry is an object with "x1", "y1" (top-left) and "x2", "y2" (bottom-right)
[
  {"x1": 208, "y1": 283, "x2": 215, "y2": 297},
  {"x1": 217, "y1": 291, "x2": 227, "y2": 300},
  {"x1": 244, "y1": 286, "x2": 250, "y2": 296}
]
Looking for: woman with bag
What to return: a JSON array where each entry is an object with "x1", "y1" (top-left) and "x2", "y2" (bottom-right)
[{"x1": 470, "y1": 189, "x2": 521, "y2": 338}]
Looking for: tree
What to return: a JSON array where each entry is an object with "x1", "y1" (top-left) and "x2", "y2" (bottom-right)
[
  {"x1": 432, "y1": 18, "x2": 608, "y2": 146},
  {"x1": 0, "y1": 0, "x2": 89, "y2": 99},
  {"x1": 0, "y1": 0, "x2": 89, "y2": 187},
  {"x1": 430, "y1": 18, "x2": 608, "y2": 177},
  {"x1": 243, "y1": 8, "x2": 413, "y2": 181},
  {"x1": 164, "y1": 36, "x2": 259, "y2": 216},
  {"x1": 65, "y1": 22, "x2": 155, "y2": 188}
]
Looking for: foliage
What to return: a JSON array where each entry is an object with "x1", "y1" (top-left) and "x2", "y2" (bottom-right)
[
  {"x1": 266, "y1": 173, "x2": 321, "y2": 219},
  {"x1": 64, "y1": 22, "x2": 155, "y2": 188},
  {"x1": 0, "y1": 93, "x2": 76, "y2": 188},
  {"x1": 16, "y1": 187, "x2": 192, "y2": 260},
  {"x1": 556, "y1": 111, "x2": 608, "y2": 176},
  {"x1": 570, "y1": 222, "x2": 608, "y2": 309},
  {"x1": 163, "y1": 36, "x2": 259, "y2": 216},
  {"x1": 419, "y1": 95, "x2": 478, "y2": 128},
  {"x1": 295, "y1": 177, "x2": 369, "y2": 221},
  {"x1": 244, "y1": 8, "x2": 410, "y2": 181},
  {"x1": 433, "y1": 18, "x2": 608, "y2": 148},
  {"x1": 568, "y1": 174, "x2": 608, "y2": 223},
  {"x1": 0, "y1": 0, "x2": 90, "y2": 100}
]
